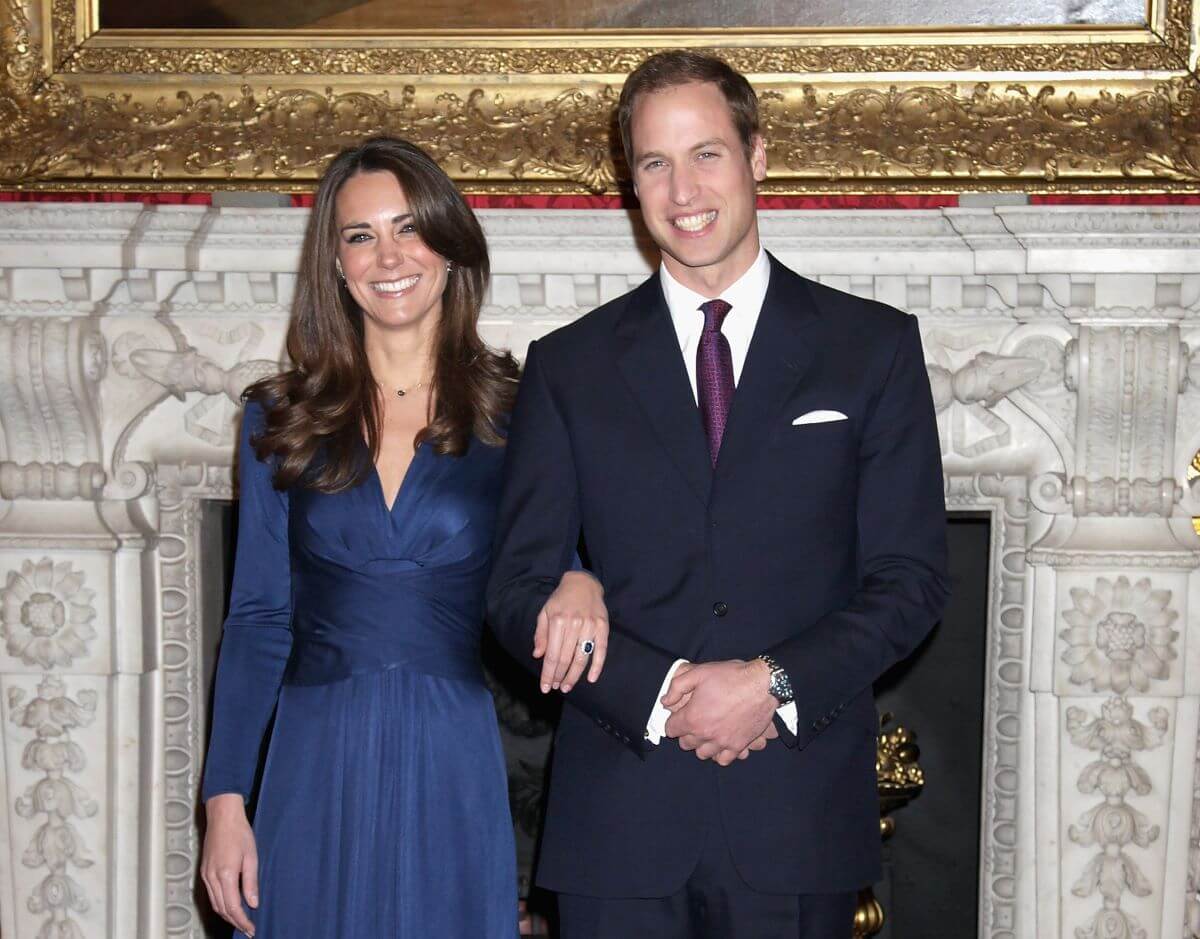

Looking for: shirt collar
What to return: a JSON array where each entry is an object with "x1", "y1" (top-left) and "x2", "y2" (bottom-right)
[{"x1": 659, "y1": 247, "x2": 771, "y2": 340}]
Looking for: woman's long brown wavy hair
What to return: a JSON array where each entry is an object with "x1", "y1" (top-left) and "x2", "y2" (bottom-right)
[{"x1": 246, "y1": 137, "x2": 519, "y2": 492}]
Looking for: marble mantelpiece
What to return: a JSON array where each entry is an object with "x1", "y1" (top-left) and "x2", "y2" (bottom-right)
[{"x1": 0, "y1": 202, "x2": 1197, "y2": 939}]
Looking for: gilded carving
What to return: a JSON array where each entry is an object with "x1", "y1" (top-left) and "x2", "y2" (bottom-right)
[
  {"x1": 51, "y1": 0, "x2": 79, "y2": 70},
  {"x1": 763, "y1": 80, "x2": 1200, "y2": 184},
  {"x1": 3, "y1": 0, "x2": 1200, "y2": 190},
  {"x1": 60, "y1": 41, "x2": 1183, "y2": 78},
  {"x1": 36, "y1": 0, "x2": 1195, "y2": 76},
  {"x1": 45, "y1": 0, "x2": 1198, "y2": 76},
  {"x1": 10, "y1": 75, "x2": 1200, "y2": 191},
  {"x1": 1189, "y1": 449, "x2": 1200, "y2": 536},
  {"x1": 875, "y1": 716, "x2": 924, "y2": 795}
]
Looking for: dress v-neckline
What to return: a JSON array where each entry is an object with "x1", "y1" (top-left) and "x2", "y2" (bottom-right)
[{"x1": 372, "y1": 443, "x2": 423, "y2": 514}]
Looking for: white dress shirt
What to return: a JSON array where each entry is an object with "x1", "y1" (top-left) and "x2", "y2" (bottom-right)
[{"x1": 644, "y1": 248, "x2": 799, "y2": 744}]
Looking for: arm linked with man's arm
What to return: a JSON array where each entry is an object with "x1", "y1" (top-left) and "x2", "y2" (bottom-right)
[
  {"x1": 486, "y1": 339, "x2": 679, "y2": 753},
  {"x1": 768, "y1": 314, "x2": 950, "y2": 751}
]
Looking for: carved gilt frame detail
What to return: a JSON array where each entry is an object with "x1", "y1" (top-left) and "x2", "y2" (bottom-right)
[{"x1": 2, "y1": 0, "x2": 1200, "y2": 192}]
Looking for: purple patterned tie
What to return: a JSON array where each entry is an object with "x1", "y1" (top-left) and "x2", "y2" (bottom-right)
[{"x1": 697, "y1": 298, "x2": 734, "y2": 466}]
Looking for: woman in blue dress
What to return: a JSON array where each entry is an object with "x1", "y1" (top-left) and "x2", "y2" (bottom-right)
[{"x1": 199, "y1": 137, "x2": 610, "y2": 938}]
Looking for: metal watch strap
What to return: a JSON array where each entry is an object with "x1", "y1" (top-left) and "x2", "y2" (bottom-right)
[{"x1": 757, "y1": 654, "x2": 794, "y2": 706}]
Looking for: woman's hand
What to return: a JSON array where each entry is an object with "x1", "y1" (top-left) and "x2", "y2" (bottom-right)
[
  {"x1": 534, "y1": 571, "x2": 609, "y2": 694},
  {"x1": 201, "y1": 793, "x2": 259, "y2": 937}
]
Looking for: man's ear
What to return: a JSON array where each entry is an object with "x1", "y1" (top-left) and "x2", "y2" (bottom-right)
[{"x1": 750, "y1": 134, "x2": 767, "y2": 183}]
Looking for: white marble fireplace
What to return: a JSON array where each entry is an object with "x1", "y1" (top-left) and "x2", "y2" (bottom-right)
[{"x1": 0, "y1": 201, "x2": 1197, "y2": 939}]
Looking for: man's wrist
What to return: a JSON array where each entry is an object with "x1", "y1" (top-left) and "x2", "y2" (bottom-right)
[{"x1": 749, "y1": 656, "x2": 773, "y2": 699}]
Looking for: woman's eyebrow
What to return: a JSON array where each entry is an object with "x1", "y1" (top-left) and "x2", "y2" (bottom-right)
[{"x1": 339, "y1": 213, "x2": 413, "y2": 233}]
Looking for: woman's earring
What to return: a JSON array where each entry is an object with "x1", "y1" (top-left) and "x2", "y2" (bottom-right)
[{"x1": 445, "y1": 262, "x2": 453, "y2": 274}]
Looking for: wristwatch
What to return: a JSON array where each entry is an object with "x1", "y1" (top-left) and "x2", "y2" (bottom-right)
[{"x1": 757, "y1": 654, "x2": 794, "y2": 706}]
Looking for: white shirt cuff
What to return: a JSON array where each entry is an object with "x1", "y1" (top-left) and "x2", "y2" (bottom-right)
[
  {"x1": 645, "y1": 659, "x2": 689, "y2": 745},
  {"x1": 644, "y1": 660, "x2": 798, "y2": 743},
  {"x1": 778, "y1": 701, "x2": 798, "y2": 736}
]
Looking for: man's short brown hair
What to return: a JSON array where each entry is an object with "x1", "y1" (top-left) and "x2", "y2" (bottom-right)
[{"x1": 616, "y1": 51, "x2": 760, "y2": 167}]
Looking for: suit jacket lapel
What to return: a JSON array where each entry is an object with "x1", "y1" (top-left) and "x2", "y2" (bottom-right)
[
  {"x1": 614, "y1": 276, "x2": 713, "y2": 505},
  {"x1": 715, "y1": 255, "x2": 819, "y2": 483}
]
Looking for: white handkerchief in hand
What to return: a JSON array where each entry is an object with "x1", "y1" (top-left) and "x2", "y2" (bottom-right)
[{"x1": 792, "y1": 410, "x2": 847, "y2": 426}]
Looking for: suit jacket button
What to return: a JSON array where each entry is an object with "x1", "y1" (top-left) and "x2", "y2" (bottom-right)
[{"x1": 713, "y1": 601, "x2": 729, "y2": 617}]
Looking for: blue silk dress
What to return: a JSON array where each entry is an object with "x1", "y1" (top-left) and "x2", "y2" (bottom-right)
[{"x1": 201, "y1": 401, "x2": 518, "y2": 938}]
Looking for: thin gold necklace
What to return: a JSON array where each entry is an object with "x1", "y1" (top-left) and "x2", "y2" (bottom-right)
[{"x1": 395, "y1": 379, "x2": 426, "y2": 398}]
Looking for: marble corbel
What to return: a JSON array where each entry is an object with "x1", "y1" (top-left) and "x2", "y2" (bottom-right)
[
  {"x1": 1026, "y1": 310, "x2": 1200, "y2": 939},
  {"x1": 0, "y1": 310, "x2": 156, "y2": 939}
]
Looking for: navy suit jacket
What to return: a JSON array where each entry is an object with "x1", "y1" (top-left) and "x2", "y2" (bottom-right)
[{"x1": 486, "y1": 254, "x2": 949, "y2": 897}]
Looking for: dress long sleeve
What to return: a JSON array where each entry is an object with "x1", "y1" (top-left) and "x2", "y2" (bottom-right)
[{"x1": 200, "y1": 401, "x2": 293, "y2": 802}]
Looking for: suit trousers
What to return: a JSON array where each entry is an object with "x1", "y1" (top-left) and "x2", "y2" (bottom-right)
[{"x1": 556, "y1": 780, "x2": 858, "y2": 939}]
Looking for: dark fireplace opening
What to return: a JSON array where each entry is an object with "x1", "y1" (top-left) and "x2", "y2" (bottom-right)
[
  {"x1": 872, "y1": 513, "x2": 990, "y2": 939},
  {"x1": 198, "y1": 504, "x2": 990, "y2": 938}
]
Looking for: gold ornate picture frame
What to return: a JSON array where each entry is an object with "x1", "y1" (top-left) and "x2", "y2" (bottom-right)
[{"x1": 1, "y1": 0, "x2": 1198, "y2": 193}]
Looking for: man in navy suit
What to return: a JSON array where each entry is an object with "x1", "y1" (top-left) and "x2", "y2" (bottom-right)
[{"x1": 487, "y1": 50, "x2": 949, "y2": 938}]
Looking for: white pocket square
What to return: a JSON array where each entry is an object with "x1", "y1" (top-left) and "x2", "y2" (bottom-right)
[{"x1": 792, "y1": 410, "x2": 847, "y2": 426}]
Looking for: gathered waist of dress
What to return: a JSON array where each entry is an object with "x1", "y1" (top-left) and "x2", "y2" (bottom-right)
[
  {"x1": 284, "y1": 570, "x2": 486, "y2": 687},
  {"x1": 282, "y1": 631, "x2": 484, "y2": 686}
]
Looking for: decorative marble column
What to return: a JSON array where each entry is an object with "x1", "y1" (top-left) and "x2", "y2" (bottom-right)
[
  {"x1": 0, "y1": 284, "x2": 150, "y2": 937},
  {"x1": 1007, "y1": 219, "x2": 1200, "y2": 939}
]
